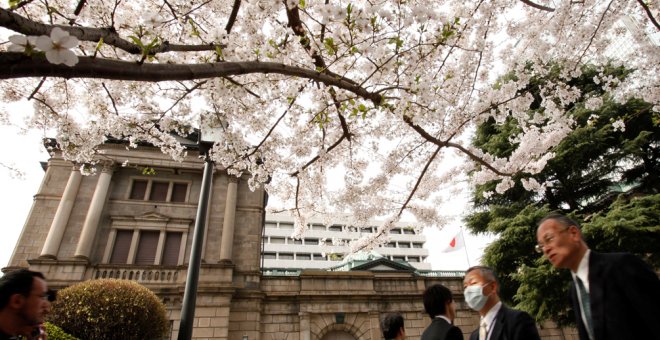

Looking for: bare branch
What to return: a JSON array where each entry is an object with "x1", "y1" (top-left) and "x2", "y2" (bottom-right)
[
  {"x1": 0, "y1": 53, "x2": 383, "y2": 105},
  {"x1": 519, "y1": 0, "x2": 555, "y2": 12},
  {"x1": 401, "y1": 113, "x2": 512, "y2": 177},
  {"x1": 101, "y1": 83, "x2": 120, "y2": 115},
  {"x1": 225, "y1": 0, "x2": 241, "y2": 34},
  {"x1": 73, "y1": 0, "x2": 87, "y2": 16},
  {"x1": 637, "y1": 0, "x2": 660, "y2": 30}
]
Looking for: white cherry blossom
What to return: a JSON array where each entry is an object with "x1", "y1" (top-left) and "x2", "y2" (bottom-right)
[
  {"x1": 7, "y1": 35, "x2": 37, "y2": 53},
  {"x1": 35, "y1": 28, "x2": 79, "y2": 66}
]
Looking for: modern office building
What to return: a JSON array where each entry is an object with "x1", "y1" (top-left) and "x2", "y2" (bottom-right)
[{"x1": 262, "y1": 213, "x2": 431, "y2": 270}]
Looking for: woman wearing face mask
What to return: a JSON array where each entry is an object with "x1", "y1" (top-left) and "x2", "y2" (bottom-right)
[{"x1": 463, "y1": 266, "x2": 540, "y2": 340}]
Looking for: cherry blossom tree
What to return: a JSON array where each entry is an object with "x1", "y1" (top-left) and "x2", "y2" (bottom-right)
[{"x1": 1, "y1": 0, "x2": 658, "y2": 250}]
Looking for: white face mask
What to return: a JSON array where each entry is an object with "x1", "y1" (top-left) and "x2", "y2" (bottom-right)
[{"x1": 464, "y1": 283, "x2": 491, "y2": 311}]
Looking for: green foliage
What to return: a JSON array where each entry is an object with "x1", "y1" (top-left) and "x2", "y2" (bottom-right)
[
  {"x1": 466, "y1": 62, "x2": 660, "y2": 325},
  {"x1": 47, "y1": 279, "x2": 169, "y2": 340},
  {"x1": 44, "y1": 322, "x2": 79, "y2": 340}
]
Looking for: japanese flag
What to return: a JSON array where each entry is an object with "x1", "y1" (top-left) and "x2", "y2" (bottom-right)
[{"x1": 442, "y1": 229, "x2": 465, "y2": 252}]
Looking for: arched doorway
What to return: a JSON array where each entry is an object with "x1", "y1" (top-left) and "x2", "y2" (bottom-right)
[{"x1": 320, "y1": 330, "x2": 357, "y2": 340}]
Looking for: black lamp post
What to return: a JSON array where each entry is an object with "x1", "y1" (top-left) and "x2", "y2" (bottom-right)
[{"x1": 178, "y1": 117, "x2": 224, "y2": 340}]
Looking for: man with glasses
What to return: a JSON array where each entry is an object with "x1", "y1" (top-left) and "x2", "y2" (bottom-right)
[
  {"x1": 463, "y1": 266, "x2": 540, "y2": 340},
  {"x1": 0, "y1": 269, "x2": 53, "y2": 340},
  {"x1": 537, "y1": 213, "x2": 659, "y2": 340}
]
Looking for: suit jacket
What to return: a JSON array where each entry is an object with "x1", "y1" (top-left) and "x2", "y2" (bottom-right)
[
  {"x1": 469, "y1": 305, "x2": 540, "y2": 340},
  {"x1": 569, "y1": 251, "x2": 660, "y2": 340},
  {"x1": 421, "y1": 317, "x2": 463, "y2": 340}
]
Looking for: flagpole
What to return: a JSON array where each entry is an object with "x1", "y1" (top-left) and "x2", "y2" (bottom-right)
[{"x1": 461, "y1": 228, "x2": 471, "y2": 268}]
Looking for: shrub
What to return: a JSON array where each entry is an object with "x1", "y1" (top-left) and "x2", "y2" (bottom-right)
[
  {"x1": 44, "y1": 322, "x2": 79, "y2": 340},
  {"x1": 47, "y1": 279, "x2": 169, "y2": 340}
]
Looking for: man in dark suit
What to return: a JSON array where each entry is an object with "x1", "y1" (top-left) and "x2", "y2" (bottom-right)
[
  {"x1": 421, "y1": 284, "x2": 463, "y2": 340},
  {"x1": 463, "y1": 266, "x2": 540, "y2": 340},
  {"x1": 537, "y1": 213, "x2": 660, "y2": 340}
]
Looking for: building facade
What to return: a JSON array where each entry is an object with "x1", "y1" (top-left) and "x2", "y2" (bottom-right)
[
  {"x1": 262, "y1": 213, "x2": 431, "y2": 270},
  {"x1": 3, "y1": 139, "x2": 576, "y2": 340}
]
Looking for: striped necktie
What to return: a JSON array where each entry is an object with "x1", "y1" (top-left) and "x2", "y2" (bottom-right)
[{"x1": 575, "y1": 277, "x2": 594, "y2": 339}]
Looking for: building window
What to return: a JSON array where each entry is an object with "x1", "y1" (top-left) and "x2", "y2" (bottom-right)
[
  {"x1": 135, "y1": 231, "x2": 160, "y2": 265},
  {"x1": 280, "y1": 223, "x2": 294, "y2": 229},
  {"x1": 107, "y1": 230, "x2": 183, "y2": 266},
  {"x1": 399, "y1": 242, "x2": 411, "y2": 248},
  {"x1": 392, "y1": 256, "x2": 405, "y2": 262},
  {"x1": 312, "y1": 253, "x2": 324, "y2": 260},
  {"x1": 384, "y1": 242, "x2": 396, "y2": 248},
  {"x1": 161, "y1": 232, "x2": 182, "y2": 266},
  {"x1": 408, "y1": 257, "x2": 419, "y2": 262},
  {"x1": 304, "y1": 238, "x2": 318, "y2": 245},
  {"x1": 403, "y1": 228, "x2": 415, "y2": 235},
  {"x1": 312, "y1": 224, "x2": 326, "y2": 231},
  {"x1": 270, "y1": 237, "x2": 285, "y2": 244},
  {"x1": 265, "y1": 222, "x2": 277, "y2": 229},
  {"x1": 390, "y1": 228, "x2": 401, "y2": 234},
  {"x1": 263, "y1": 252, "x2": 277, "y2": 259},
  {"x1": 128, "y1": 179, "x2": 189, "y2": 203},
  {"x1": 110, "y1": 230, "x2": 133, "y2": 264},
  {"x1": 296, "y1": 253, "x2": 311, "y2": 260},
  {"x1": 279, "y1": 253, "x2": 294, "y2": 260},
  {"x1": 289, "y1": 238, "x2": 302, "y2": 245},
  {"x1": 412, "y1": 242, "x2": 423, "y2": 248},
  {"x1": 328, "y1": 225, "x2": 342, "y2": 232}
]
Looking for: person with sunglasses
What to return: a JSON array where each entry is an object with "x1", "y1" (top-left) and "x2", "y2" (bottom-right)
[
  {"x1": 537, "y1": 213, "x2": 660, "y2": 340},
  {"x1": 0, "y1": 269, "x2": 53, "y2": 340}
]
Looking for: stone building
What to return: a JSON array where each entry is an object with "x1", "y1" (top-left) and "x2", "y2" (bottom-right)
[{"x1": 3, "y1": 137, "x2": 576, "y2": 340}]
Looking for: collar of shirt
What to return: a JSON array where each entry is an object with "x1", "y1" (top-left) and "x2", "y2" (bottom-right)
[
  {"x1": 571, "y1": 249, "x2": 591, "y2": 292},
  {"x1": 482, "y1": 301, "x2": 502, "y2": 330},
  {"x1": 434, "y1": 315, "x2": 452, "y2": 324}
]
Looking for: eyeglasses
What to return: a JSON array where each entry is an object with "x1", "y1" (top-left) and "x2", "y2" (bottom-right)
[{"x1": 534, "y1": 226, "x2": 570, "y2": 253}]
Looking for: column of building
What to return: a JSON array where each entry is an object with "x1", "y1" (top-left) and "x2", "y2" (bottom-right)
[
  {"x1": 40, "y1": 166, "x2": 82, "y2": 259},
  {"x1": 219, "y1": 175, "x2": 238, "y2": 262},
  {"x1": 74, "y1": 161, "x2": 114, "y2": 260}
]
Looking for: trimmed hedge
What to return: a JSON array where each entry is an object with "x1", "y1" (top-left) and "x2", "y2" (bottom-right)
[
  {"x1": 47, "y1": 279, "x2": 169, "y2": 340},
  {"x1": 44, "y1": 322, "x2": 79, "y2": 340}
]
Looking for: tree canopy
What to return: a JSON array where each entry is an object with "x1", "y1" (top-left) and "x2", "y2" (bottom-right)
[
  {"x1": 1, "y1": 0, "x2": 658, "y2": 249},
  {"x1": 465, "y1": 63, "x2": 659, "y2": 325}
]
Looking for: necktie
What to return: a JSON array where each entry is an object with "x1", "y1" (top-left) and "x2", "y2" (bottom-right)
[
  {"x1": 479, "y1": 319, "x2": 488, "y2": 340},
  {"x1": 575, "y1": 277, "x2": 594, "y2": 339}
]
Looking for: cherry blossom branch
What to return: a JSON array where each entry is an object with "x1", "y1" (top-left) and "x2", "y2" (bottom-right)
[
  {"x1": 519, "y1": 0, "x2": 555, "y2": 12},
  {"x1": 637, "y1": 0, "x2": 660, "y2": 30},
  {"x1": 73, "y1": 0, "x2": 87, "y2": 16},
  {"x1": 0, "y1": 8, "x2": 222, "y2": 55},
  {"x1": 401, "y1": 112, "x2": 513, "y2": 177},
  {"x1": 575, "y1": 0, "x2": 614, "y2": 67},
  {"x1": 225, "y1": 0, "x2": 241, "y2": 34},
  {"x1": 101, "y1": 83, "x2": 120, "y2": 115},
  {"x1": 0, "y1": 53, "x2": 383, "y2": 104}
]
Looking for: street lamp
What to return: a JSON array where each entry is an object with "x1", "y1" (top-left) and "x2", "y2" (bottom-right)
[{"x1": 178, "y1": 116, "x2": 225, "y2": 340}]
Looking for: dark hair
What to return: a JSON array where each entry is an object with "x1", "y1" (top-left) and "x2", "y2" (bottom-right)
[
  {"x1": 539, "y1": 213, "x2": 581, "y2": 230},
  {"x1": 422, "y1": 284, "x2": 453, "y2": 319},
  {"x1": 0, "y1": 269, "x2": 46, "y2": 309},
  {"x1": 381, "y1": 312, "x2": 404, "y2": 339}
]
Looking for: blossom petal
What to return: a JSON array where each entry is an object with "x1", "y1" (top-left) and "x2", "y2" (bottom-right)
[
  {"x1": 8, "y1": 35, "x2": 27, "y2": 45},
  {"x1": 60, "y1": 36, "x2": 79, "y2": 49},
  {"x1": 45, "y1": 50, "x2": 65, "y2": 64},
  {"x1": 50, "y1": 27, "x2": 68, "y2": 42},
  {"x1": 35, "y1": 35, "x2": 53, "y2": 51}
]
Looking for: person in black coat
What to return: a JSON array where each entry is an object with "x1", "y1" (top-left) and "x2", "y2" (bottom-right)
[
  {"x1": 537, "y1": 213, "x2": 660, "y2": 340},
  {"x1": 421, "y1": 284, "x2": 463, "y2": 340},
  {"x1": 463, "y1": 266, "x2": 540, "y2": 340}
]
